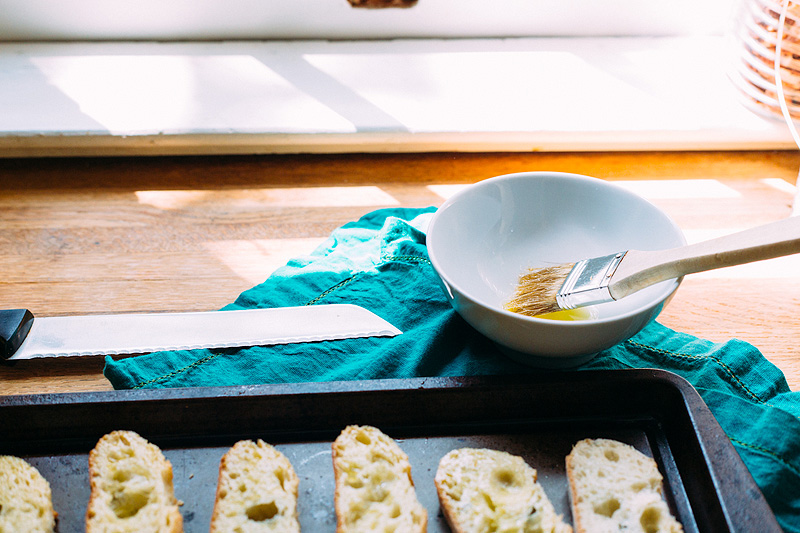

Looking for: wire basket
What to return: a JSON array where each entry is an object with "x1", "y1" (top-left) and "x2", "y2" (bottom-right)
[
  {"x1": 731, "y1": 0, "x2": 800, "y2": 214},
  {"x1": 731, "y1": 0, "x2": 800, "y2": 119}
]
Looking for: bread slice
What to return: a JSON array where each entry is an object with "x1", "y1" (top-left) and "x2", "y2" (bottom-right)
[
  {"x1": 332, "y1": 425, "x2": 427, "y2": 532},
  {"x1": 85, "y1": 430, "x2": 183, "y2": 533},
  {"x1": 434, "y1": 448, "x2": 572, "y2": 533},
  {"x1": 209, "y1": 439, "x2": 300, "y2": 533},
  {"x1": 565, "y1": 438, "x2": 683, "y2": 533},
  {"x1": 0, "y1": 455, "x2": 57, "y2": 533}
]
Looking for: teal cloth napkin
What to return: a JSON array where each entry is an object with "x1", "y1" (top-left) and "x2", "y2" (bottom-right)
[{"x1": 104, "y1": 207, "x2": 800, "y2": 531}]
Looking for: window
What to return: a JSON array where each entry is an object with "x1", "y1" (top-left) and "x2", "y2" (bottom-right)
[
  {"x1": 1, "y1": 0, "x2": 789, "y2": 157},
  {"x1": 0, "y1": 0, "x2": 735, "y2": 41}
]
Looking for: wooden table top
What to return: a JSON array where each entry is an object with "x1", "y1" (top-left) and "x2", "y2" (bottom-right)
[{"x1": 2, "y1": 150, "x2": 800, "y2": 396}]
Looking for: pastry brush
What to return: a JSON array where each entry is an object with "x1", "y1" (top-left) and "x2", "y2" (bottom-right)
[{"x1": 505, "y1": 215, "x2": 800, "y2": 317}]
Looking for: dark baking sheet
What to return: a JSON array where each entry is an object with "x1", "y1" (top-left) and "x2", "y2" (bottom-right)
[{"x1": 0, "y1": 369, "x2": 779, "y2": 532}]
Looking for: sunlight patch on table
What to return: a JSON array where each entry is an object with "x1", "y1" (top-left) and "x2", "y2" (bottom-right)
[
  {"x1": 203, "y1": 238, "x2": 325, "y2": 285},
  {"x1": 761, "y1": 178, "x2": 797, "y2": 195},
  {"x1": 684, "y1": 254, "x2": 800, "y2": 279},
  {"x1": 427, "y1": 184, "x2": 470, "y2": 200},
  {"x1": 615, "y1": 179, "x2": 740, "y2": 199},
  {"x1": 136, "y1": 186, "x2": 399, "y2": 209},
  {"x1": 679, "y1": 228, "x2": 800, "y2": 279}
]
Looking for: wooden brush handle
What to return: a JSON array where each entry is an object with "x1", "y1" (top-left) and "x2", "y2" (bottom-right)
[{"x1": 609, "y1": 215, "x2": 800, "y2": 300}]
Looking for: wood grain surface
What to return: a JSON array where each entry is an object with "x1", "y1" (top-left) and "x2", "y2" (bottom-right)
[{"x1": 2, "y1": 151, "x2": 799, "y2": 395}]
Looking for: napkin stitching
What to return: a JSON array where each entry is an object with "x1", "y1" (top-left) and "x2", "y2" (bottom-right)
[
  {"x1": 379, "y1": 253, "x2": 431, "y2": 265},
  {"x1": 305, "y1": 273, "x2": 365, "y2": 306},
  {"x1": 626, "y1": 340, "x2": 765, "y2": 405},
  {"x1": 729, "y1": 436, "x2": 800, "y2": 477},
  {"x1": 130, "y1": 256, "x2": 429, "y2": 388},
  {"x1": 629, "y1": 342, "x2": 800, "y2": 477},
  {"x1": 128, "y1": 272, "x2": 366, "y2": 386},
  {"x1": 131, "y1": 274, "x2": 368, "y2": 388},
  {"x1": 132, "y1": 350, "x2": 228, "y2": 389},
  {"x1": 304, "y1": 256, "x2": 428, "y2": 307}
]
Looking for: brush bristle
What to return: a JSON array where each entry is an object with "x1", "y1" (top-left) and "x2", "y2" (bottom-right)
[{"x1": 504, "y1": 263, "x2": 574, "y2": 317}]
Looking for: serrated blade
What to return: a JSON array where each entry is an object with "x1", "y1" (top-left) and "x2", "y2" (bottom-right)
[{"x1": 6, "y1": 304, "x2": 401, "y2": 360}]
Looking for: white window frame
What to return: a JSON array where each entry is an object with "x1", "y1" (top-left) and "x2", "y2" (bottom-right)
[{"x1": 0, "y1": 0, "x2": 735, "y2": 41}]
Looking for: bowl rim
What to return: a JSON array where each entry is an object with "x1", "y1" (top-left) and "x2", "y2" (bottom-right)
[{"x1": 426, "y1": 171, "x2": 687, "y2": 326}]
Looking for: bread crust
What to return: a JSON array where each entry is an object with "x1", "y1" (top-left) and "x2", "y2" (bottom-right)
[
  {"x1": 434, "y1": 447, "x2": 571, "y2": 533},
  {"x1": 209, "y1": 439, "x2": 300, "y2": 533},
  {"x1": 0, "y1": 455, "x2": 57, "y2": 533},
  {"x1": 85, "y1": 430, "x2": 183, "y2": 533},
  {"x1": 565, "y1": 438, "x2": 683, "y2": 533},
  {"x1": 332, "y1": 425, "x2": 427, "y2": 533}
]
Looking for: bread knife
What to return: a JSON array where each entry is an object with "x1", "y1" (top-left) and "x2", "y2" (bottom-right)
[{"x1": 0, "y1": 305, "x2": 402, "y2": 361}]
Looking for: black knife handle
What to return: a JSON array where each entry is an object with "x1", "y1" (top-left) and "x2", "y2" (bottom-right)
[{"x1": 0, "y1": 309, "x2": 34, "y2": 360}]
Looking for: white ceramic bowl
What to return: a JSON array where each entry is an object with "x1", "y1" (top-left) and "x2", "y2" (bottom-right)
[{"x1": 426, "y1": 171, "x2": 686, "y2": 368}]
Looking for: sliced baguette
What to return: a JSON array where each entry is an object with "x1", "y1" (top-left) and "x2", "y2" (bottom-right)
[
  {"x1": 209, "y1": 439, "x2": 300, "y2": 533},
  {"x1": 85, "y1": 430, "x2": 183, "y2": 533},
  {"x1": 0, "y1": 455, "x2": 57, "y2": 533},
  {"x1": 434, "y1": 447, "x2": 572, "y2": 533},
  {"x1": 332, "y1": 425, "x2": 427, "y2": 533},
  {"x1": 565, "y1": 438, "x2": 683, "y2": 533}
]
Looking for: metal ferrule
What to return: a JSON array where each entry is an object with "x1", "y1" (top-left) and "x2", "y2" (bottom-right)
[{"x1": 556, "y1": 252, "x2": 626, "y2": 310}]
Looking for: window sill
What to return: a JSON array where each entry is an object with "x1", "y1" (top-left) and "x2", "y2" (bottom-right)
[{"x1": 0, "y1": 35, "x2": 795, "y2": 157}]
